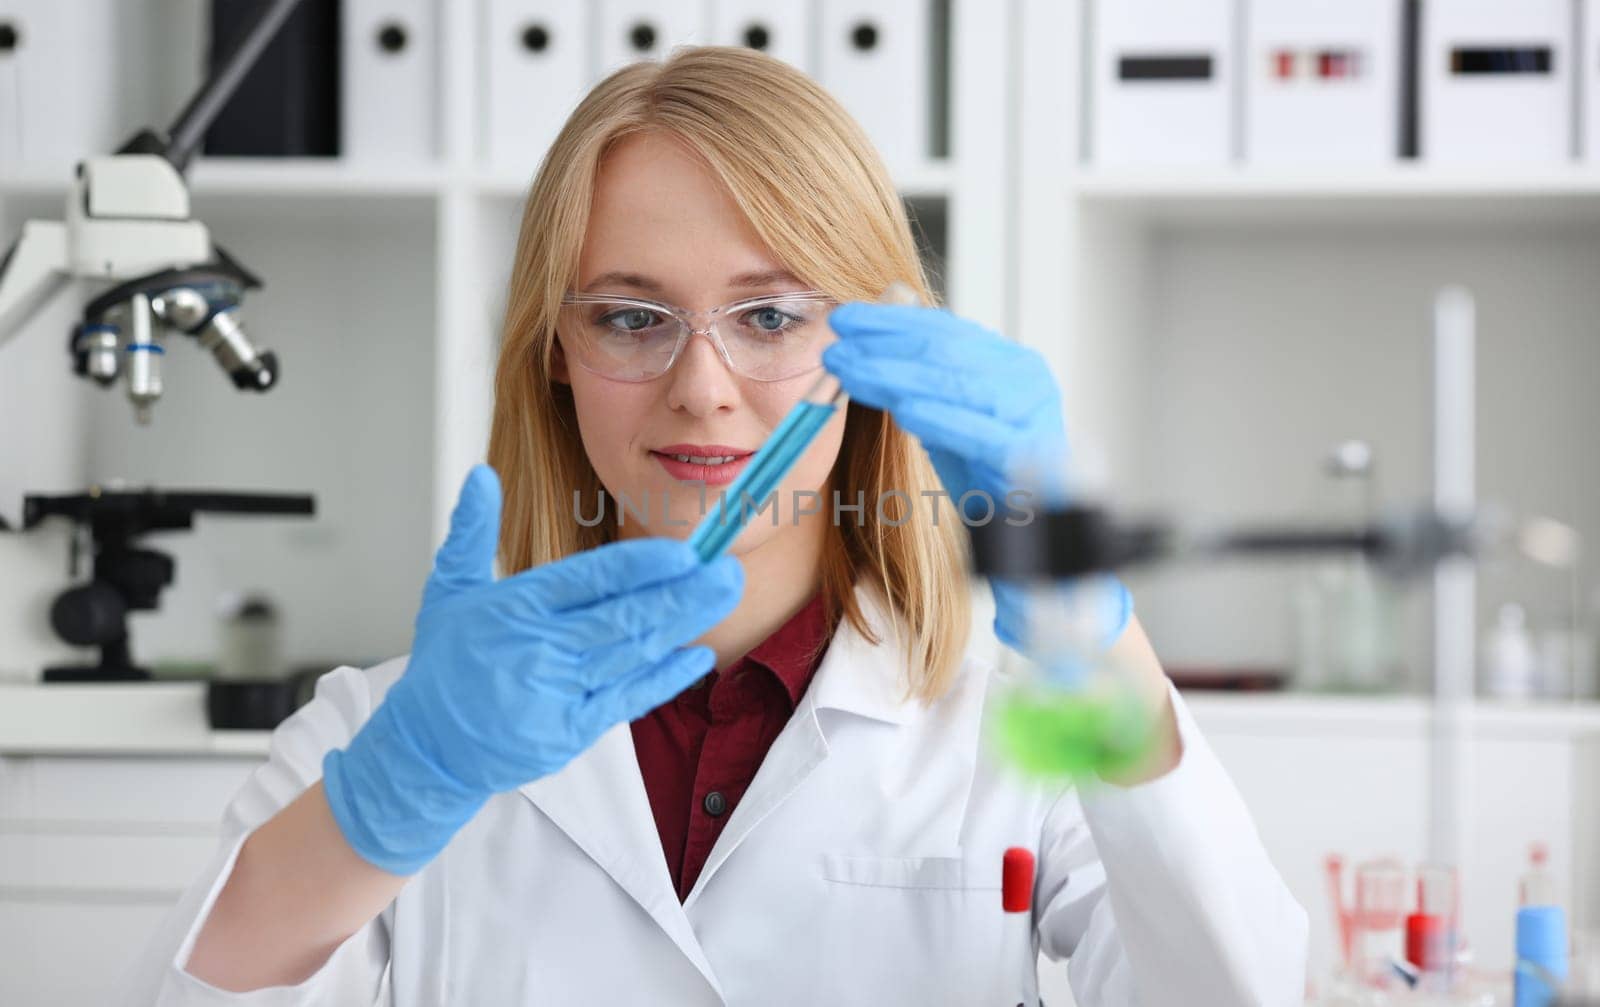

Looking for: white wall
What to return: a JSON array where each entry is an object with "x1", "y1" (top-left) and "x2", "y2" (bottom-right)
[{"x1": 1123, "y1": 221, "x2": 1600, "y2": 687}]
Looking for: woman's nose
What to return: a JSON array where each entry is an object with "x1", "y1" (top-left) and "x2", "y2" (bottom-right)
[{"x1": 665, "y1": 329, "x2": 741, "y2": 415}]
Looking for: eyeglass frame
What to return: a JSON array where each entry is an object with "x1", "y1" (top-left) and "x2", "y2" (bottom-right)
[{"x1": 556, "y1": 289, "x2": 839, "y2": 383}]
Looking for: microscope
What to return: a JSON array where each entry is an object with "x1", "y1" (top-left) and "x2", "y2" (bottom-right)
[
  {"x1": 0, "y1": 0, "x2": 306, "y2": 422},
  {"x1": 2, "y1": 2, "x2": 320, "y2": 718}
]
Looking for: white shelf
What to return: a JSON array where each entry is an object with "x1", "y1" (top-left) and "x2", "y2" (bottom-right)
[
  {"x1": 188, "y1": 159, "x2": 446, "y2": 198},
  {"x1": 4, "y1": 157, "x2": 957, "y2": 204},
  {"x1": 473, "y1": 157, "x2": 955, "y2": 202},
  {"x1": 1184, "y1": 692, "x2": 1600, "y2": 739},
  {"x1": 0, "y1": 158, "x2": 447, "y2": 201},
  {"x1": 0, "y1": 683, "x2": 272, "y2": 757},
  {"x1": 1072, "y1": 164, "x2": 1600, "y2": 225}
]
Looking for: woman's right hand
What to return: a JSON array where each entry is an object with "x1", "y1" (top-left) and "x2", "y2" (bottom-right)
[{"x1": 322, "y1": 465, "x2": 744, "y2": 876}]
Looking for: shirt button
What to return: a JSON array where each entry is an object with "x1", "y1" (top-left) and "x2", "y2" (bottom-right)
[{"x1": 702, "y1": 791, "x2": 727, "y2": 817}]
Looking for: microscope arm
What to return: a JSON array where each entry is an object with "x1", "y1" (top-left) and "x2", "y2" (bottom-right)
[{"x1": 0, "y1": 221, "x2": 70, "y2": 347}]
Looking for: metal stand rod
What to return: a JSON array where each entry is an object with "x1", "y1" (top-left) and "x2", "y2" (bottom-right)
[
  {"x1": 165, "y1": 0, "x2": 307, "y2": 171},
  {"x1": 1430, "y1": 287, "x2": 1477, "y2": 980}
]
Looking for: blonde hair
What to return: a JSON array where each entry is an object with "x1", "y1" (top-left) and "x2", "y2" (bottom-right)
[{"x1": 486, "y1": 46, "x2": 972, "y2": 704}]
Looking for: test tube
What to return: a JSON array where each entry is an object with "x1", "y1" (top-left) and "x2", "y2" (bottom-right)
[
  {"x1": 686, "y1": 282, "x2": 920, "y2": 563},
  {"x1": 687, "y1": 372, "x2": 845, "y2": 562}
]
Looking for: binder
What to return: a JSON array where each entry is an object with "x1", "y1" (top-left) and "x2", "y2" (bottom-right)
[
  {"x1": 343, "y1": 0, "x2": 438, "y2": 162},
  {"x1": 816, "y1": 0, "x2": 929, "y2": 171},
  {"x1": 0, "y1": 12, "x2": 20, "y2": 164},
  {"x1": 1245, "y1": 0, "x2": 1403, "y2": 165},
  {"x1": 1421, "y1": 0, "x2": 1572, "y2": 163},
  {"x1": 0, "y1": 0, "x2": 125, "y2": 170},
  {"x1": 481, "y1": 0, "x2": 592, "y2": 172},
  {"x1": 1585, "y1": 0, "x2": 1600, "y2": 161},
  {"x1": 206, "y1": 0, "x2": 340, "y2": 157},
  {"x1": 711, "y1": 0, "x2": 811, "y2": 71},
  {"x1": 1090, "y1": 0, "x2": 1236, "y2": 166},
  {"x1": 596, "y1": 1, "x2": 706, "y2": 78}
]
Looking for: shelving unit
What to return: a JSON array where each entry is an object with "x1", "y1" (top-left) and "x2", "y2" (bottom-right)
[
  {"x1": 1016, "y1": 0, "x2": 1600, "y2": 694},
  {"x1": 1073, "y1": 165, "x2": 1600, "y2": 224},
  {"x1": 0, "y1": 0, "x2": 1006, "y2": 680}
]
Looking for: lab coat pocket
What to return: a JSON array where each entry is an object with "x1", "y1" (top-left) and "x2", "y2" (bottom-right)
[
  {"x1": 816, "y1": 854, "x2": 1004, "y2": 1003},
  {"x1": 821, "y1": 853, "x2": 968, "y2": 889}
]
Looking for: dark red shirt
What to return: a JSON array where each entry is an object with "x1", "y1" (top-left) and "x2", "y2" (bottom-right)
[{"x1": 630, "y1": 592, "x2": 833, "y2": 902}]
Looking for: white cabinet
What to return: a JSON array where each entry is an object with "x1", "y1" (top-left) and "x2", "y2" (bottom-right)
[
  {"x1": 1189, "y1": 697, "x2": 1600, "y2": 992},
  {"x1": 0, "y1": 754, "x2": 263, "y2": 1004}
]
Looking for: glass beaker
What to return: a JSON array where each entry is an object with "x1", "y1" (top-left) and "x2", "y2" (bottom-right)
[{"x1": 989, "y1": 573, "x2": 1155, "y2": 781}]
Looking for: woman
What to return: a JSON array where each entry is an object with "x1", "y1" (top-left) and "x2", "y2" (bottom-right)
[{"x1": 124, "y1": 47, "x2": 1306, "y2": 1005}]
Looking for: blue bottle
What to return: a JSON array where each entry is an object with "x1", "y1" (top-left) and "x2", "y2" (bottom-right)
[{"x1": 1514, "y1": 844, "x2": 1568, "y2": 1007}]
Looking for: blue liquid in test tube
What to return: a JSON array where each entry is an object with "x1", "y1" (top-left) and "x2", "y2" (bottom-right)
[
  {"x1": 688, "y1": 282, "x2": 919, "y2": 563},
  {"x1": 688, "y1": 372, "x2": 844, "y2": 563}
]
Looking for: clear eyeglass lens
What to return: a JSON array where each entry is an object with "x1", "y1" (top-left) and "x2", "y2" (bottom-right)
[{"x1": 562, "y1": 295, "x2": 834, "y2": 382}]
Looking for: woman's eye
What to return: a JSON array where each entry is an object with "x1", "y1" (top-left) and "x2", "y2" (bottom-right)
[
  {"x1": 746, "y1": 306, "x2": 796, "y2": 333},
  {"x1": 601, "y1": 308, "x2": 663, "y2": 332}
]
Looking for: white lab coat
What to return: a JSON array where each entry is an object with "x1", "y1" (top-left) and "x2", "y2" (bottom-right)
[{"x1": 120, "y1": 583, "x2": 1308, "y2": 1006}]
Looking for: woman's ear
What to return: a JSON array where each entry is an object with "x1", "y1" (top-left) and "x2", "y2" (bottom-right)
[{"x1": 550, "y1": 337, "x2": 571, "y2": 385}]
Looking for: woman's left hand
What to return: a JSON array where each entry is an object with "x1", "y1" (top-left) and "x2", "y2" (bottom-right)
[
  {"x1": 823, "y1": 302, "x2": 1130, "y2": 650},
  {"x1": 826, "y1": 302, "x2": 1177, "y2": 782},
  {"x1": 823, "y1": 302, "x2": 1068, "y2": 513}
]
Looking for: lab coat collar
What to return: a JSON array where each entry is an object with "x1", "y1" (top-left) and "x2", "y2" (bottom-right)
[
  {"x1": 807, "y1": 582, "x2": 919, "y2": 725},
  {"x1": 514, "y1": 582, "x2": 922, "y2": 996},
  {"x1": 517, "y1": 723, "x2": 725, "y2": 999}
]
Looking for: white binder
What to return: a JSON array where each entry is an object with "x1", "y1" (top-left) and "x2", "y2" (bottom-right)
[
  {"x1": 0, "y1": 0, "x2": 125, "y2": 170},
  {"x1": 596, "y1": 1, "x2": 706, "y2": 78},
  {"x1": 343, "y1": 0, "x2": 438, "y2": 162},
  {"x1": 816, "y1": 0, "x2": 929, "y2": 171},
  {"x1": 711, "y1": 0, "x2": 811, "y2": 72},
  {"x1": 1245, "y1": 0, "x2": 1403, "y2": 165},
  {"x1": 0, "y1": 10, "x2": 21, "y2": 165},
  {"x1": 1090, "y1": 0, "x2": 1236, "y2": 166},
  {"x1": 1584, "y1": 0, "x2": 1600, "y2": 161},
  {"x1": 1421, "y1": 0, "x2": 1572, "y2": 164},
  {"x1": 481, "y1": 0, "x2": 591, "y2": 173}
]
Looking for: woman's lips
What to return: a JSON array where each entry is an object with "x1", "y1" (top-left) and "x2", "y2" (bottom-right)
[{"x1": 650, "y1": 451, "x2": 753, "y2": 486}]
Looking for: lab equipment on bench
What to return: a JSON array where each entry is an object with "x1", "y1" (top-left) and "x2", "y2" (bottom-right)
[
  {"x1": 1516, "y1": 845, "x2": 1569, "y2": 1007},
  {"x1": 687, "y1": 282, "x2": 919, "y2": 564},
  {"x1": 0, "y1": 0, "x2": 308, "y2": 422},
  {"x1": 1326, "y1": 856, "x2": 1410, "y2": 991},
  {"x1": 1408, "y1": 864, "x2": 1459, "y2": 980},
  {"x1": 1292, "y1": 439, "x2": 1405, "y2": 693},
  {"x1": 1322, "y1": 855, "x2": 1500, "y2": 1005},
  {"x1": 18, "y1": 487, "x2": 315, "y2": 683}
]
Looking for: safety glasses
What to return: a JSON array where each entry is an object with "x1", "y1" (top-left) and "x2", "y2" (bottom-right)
[{"x1": 557, "y1": 290, "x2": 838, "y2": 383}]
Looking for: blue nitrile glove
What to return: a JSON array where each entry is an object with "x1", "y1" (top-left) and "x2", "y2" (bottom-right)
[
  {"x1": 322, "y1": 465, "x2": 744, "y2": 875},
  {"x1": 823, "y1": 302, "x2": 1131, "y2": 651}
]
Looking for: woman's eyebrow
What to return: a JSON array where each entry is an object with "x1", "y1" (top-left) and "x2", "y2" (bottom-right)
[
  {"x1": 581, "y1": 269, "x2": 803, "y2": 297},
  {"x1": 729, "y1": 269, "x2": 802, "y2": 290},
  {"x1": 582, "y1": 271, "x2": 665, "y2": 294}
]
